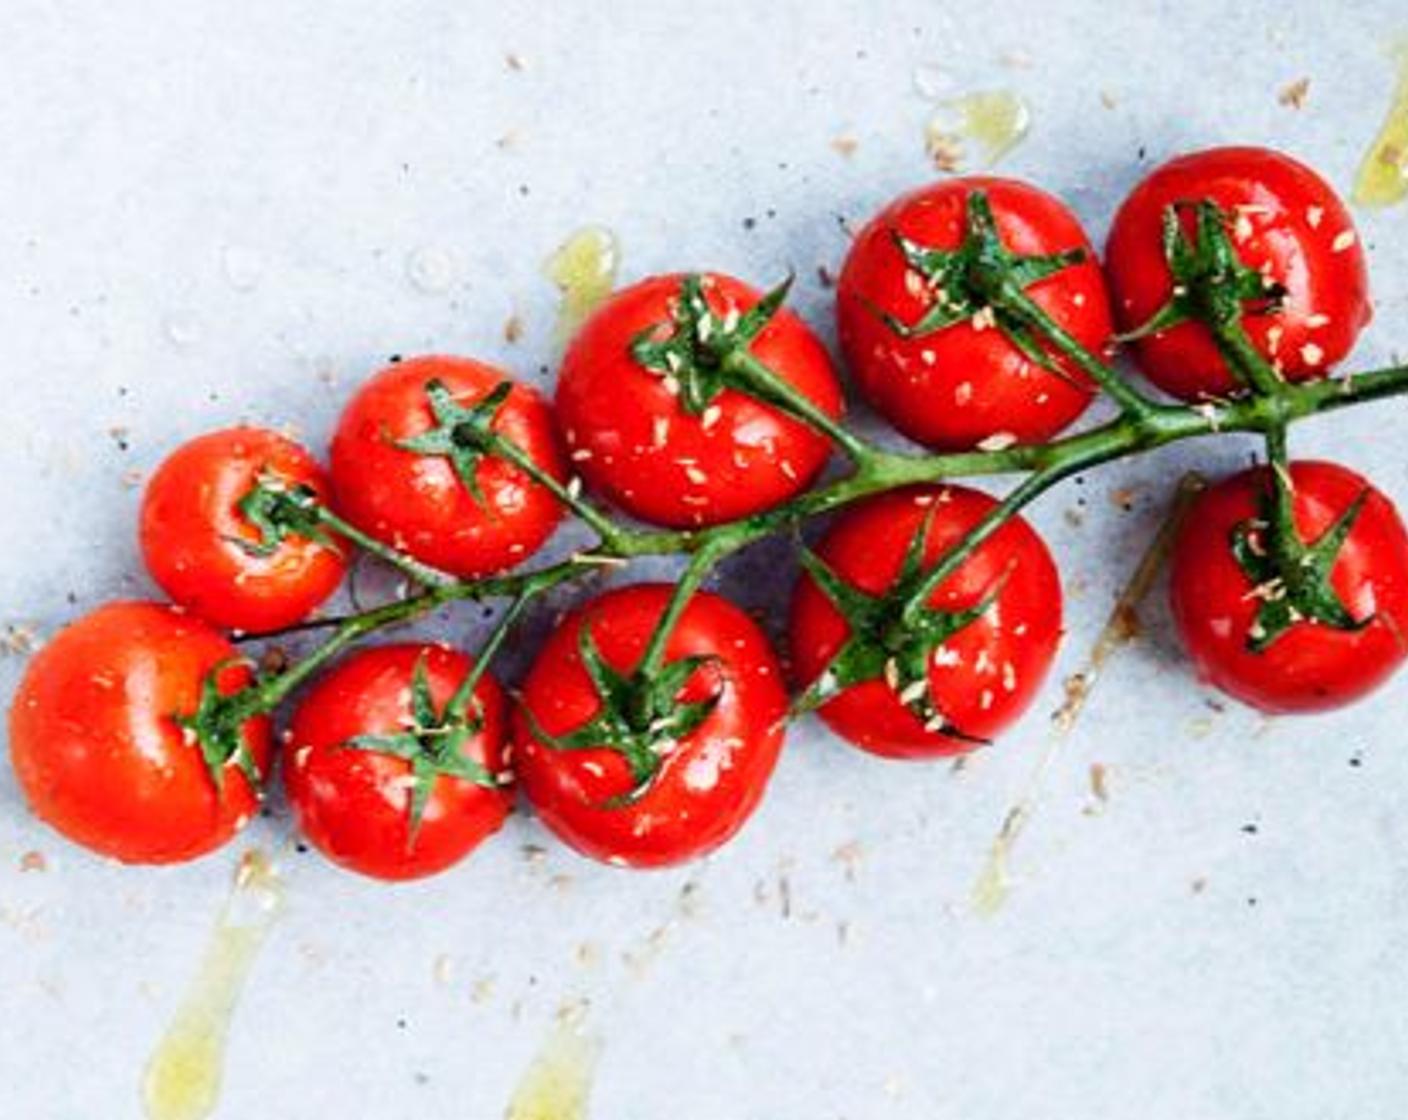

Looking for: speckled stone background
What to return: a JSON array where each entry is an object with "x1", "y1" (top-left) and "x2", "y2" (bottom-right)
[{"x1": 2, "y1": 2, "x2": 1407, "y2": 1118}]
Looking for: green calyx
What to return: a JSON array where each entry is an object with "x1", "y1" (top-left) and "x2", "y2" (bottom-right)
[
  {"x1": 340, "y1": 651, "x2": 503, "y2": 842},
  {"x1": 1120, "y1": 200, "x2": 1287, "y2": 343},
  {"x1": 1230, "y1": 480, "x2": 1372, "y2": 652},
  {"x1": 794, "y1": 510, "x2": 1002, "y2": 743},
  {"x1": 234, "y1": 472, "x2": 337, "y2": 558},
  {"x1": 523, "y1": 620, "x2": 723, "y2": 808},
  {"x1": 630, "y1": 273, "x2": 793, "y2": 415},
  {"x1": 396, "y1": 379, "x2": 514, "y2": 509},
  {"x1": 172, "y1": 659, "x2": 266, "y2": 796},
  {"x1": 873, "y1": 190, "x2": 1088, "y2": 380}
]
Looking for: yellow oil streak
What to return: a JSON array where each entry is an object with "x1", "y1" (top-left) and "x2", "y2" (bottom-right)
[
  {"x1": 505, "y1": 1005, "x2": 601, "y2": 1120},
  {"x1": 926, "y1": 90, "x2": 1030, "y2": 170},
  {"x1": 972, "y1": 475, "x2": 1206, "y2": 916},
  {"x1": 1353, "y1": 41, "x2": 1408, "y2": 209},
  {"x1": 545, "y1": 227, "x2": 619, "y2": 347},
  {"x1": 142, "y1": 851, "x2": 285, "y2": 1120}
]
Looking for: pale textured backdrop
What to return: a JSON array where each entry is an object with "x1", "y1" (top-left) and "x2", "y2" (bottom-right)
[{"x1": 1, "y1": 2, "x2": 1405, "y2": 1117}]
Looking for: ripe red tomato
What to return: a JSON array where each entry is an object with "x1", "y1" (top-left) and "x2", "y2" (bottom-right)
[
  {"x1": 836, "y1": 177, "x2": 1112, "y2": 451},
  {"x1": 283, "y1": 643, "x2": 510, "y2": 881},
  {"x1": 1105, "y1": 146, "x2": 1371, "y2": 401},
  {"x1": 8, "y1": 601, "x2": 270, "y2": 863},
  {"x1": 789, "y1": 485, "x2": 1062, "y2": 758},
  {"x1": 1169, "y1": 461, "x2": 1408, "y2": 712},
  {"x1": 513, "y1": 584, "x2": 788, "y2": 868},
  {"x1": 141, "y1": 427, "x2": 347, "y2": 634},
  {"x1": 555, "y1": 273, "x2": 843, "y2": 528},
  {"x1": 331, "y1": 355, "x2": 567, "y2": 578}
]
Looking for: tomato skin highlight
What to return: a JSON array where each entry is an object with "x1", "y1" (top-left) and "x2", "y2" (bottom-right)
[
  {"x1": 555, "y1": 273, "x2": 843, "y2": 528},
  {"x1": 513, "y1": 584, "x2": 789, "y2": 868},
  {"x1": 283, "y1": 644, "x2": 511, "y2": 882},
  {"x1": 140, "y1": 426, "x2": 347, "y2": 634},
  {"x1": 1169, "y1": 461, "x2": 1408, "y2": 713},
  {"x1": 789, "y1": 485, "x2": 1063, "y2": 759},
  {"x1": 8, "y1": 601, "x2": 269, "y2": 864},
  {"x1": 1105, "y1": 146, "x2": 1371, "y2": 401},
  {"x1": 836, "y1": 177, "x2": 1112, "y2": 451},
  {"x1": 330, "y1": 355, "x2": 567, "y2": 578}
]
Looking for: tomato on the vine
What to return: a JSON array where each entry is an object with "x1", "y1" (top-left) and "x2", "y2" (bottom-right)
[
  {"x1": 555, "y1": 272, "x2": 843, "y2": 528},
  {"x1": 1169, "y1": 461, "x2": 1408, "y2": 713},
  {"x1": 283, "y1": 643, "x2": 511, "y2": 881},
  {"x1": 8, "y1": 601, "x2": 270, "y2": 863},
  {"x1": 836, "y1": 177, "x2": 1113, "y2": 451},
  {"x1": 512, "y1": 584, "x2": 788, "y2": 868},
  {"x1": 789, "y1": 485, "x2": 1062, "y2": 759},
  {"x1": 141, "y1": 426, "x2": 347, "y2": 634},
  {"x1": 331, "y1": 355, "x2": 567, "y2": 578},
  {"x1": 1105, "y1": 146, "x2": 1371, "y2": 401}
]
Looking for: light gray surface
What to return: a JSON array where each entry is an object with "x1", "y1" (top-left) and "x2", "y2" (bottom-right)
[{"x1": 2, "y1": 2, "x2": 1407, "y2": 1118}]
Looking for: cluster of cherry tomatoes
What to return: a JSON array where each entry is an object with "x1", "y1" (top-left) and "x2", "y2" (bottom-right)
[{"x1": 9, "y1": 147, "x2": 1408, "y2": 882}]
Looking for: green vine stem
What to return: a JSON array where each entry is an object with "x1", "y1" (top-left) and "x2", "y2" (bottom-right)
[{"x1": 191, "y1": 191, "x2": 1408, "y2": 785}]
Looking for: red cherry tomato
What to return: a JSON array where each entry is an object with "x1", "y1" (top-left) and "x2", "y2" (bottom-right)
[
  {"x1": 141, "y1": 427, "x2": 347, "y2": 634},
  {"x1": 837, "y1": 177, "x2": 1112, "y2": 451},
  {"x1": 555, "y1": 273, "x2": 843, "y2": 528},
  {"x1": 331, "y1": 356, "x2": 567, "y2": 578},
  {"x1": 8, "y1": 601, "x2": 269, "y2": 863},
  {"x1": 283, "y1": 644, "x2": 510, "y2": 881},
  {"x1": 789, "y1": 485, "x2": 1062, "y2": 758},
  {"x1": 513, "y1": 584, "x2": 789, "y2": 868},
  {"x1": 1169, "y1": 461, "x2": 1408, "y2": 713},
  {"x1": 1105, "y1": 146, "x2": 1371, "y2": 401}
]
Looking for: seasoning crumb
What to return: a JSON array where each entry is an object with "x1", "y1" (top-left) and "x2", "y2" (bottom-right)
[
  {"x1": 2, "y1": 623, "x2": 42, "y2": 656},
  {"x1": 1278, "y1": 77, "x2": 1311, "y2": 109},
  {"x1": 816, "y1": 264, "x2": 836, "y2": 289},
  {"x1": 831, "y1": 840, "x2": 864, "y2": 882},
  {"x1": 504, "y1": 313, "x2": 525, "y2": 344},
  {"x1": 1190, "y1": 877, "x2": 1208, "y2": 894},
  {"x1": 1089, "y1": 762, "x2": 1110, "y2": 803},
  {"x1": 505, "y1": 52, "x2": 526, "y2": 71},
  {"x1": 18, "y1": 850, "x2": 47, "y2": 873},
  {"x1": 432, "y1": 954, "x2": 454, "y2": 985},
  {"x1": 830, "y1": 135, "x2": 860, "y2": 160},
  {"x1": 1099, "y1": 89, "x2": 1119, "y2": 110}
]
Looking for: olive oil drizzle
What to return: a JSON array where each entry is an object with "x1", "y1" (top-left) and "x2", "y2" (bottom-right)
[
  {"x1": 141, "y1": 851, "x2": 285, "y2": 1120},
  {"x1": 545, "y1": 227, "x2": 619, "y2": 347},
  {"x1": 971, "y1": 476, "x2": 1205, "y2": 915},
  {"x1": 1352, "y1": 40, "x2": 1408, "y2": 209},
  {"x1": 505, "y1": 1004, "x2": 601, "y2": 1120}
]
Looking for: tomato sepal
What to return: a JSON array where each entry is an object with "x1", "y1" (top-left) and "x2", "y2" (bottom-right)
[
  {"x1": 792, "y1": 513, "x2": 1002, "y2": 743},
  {"x1": 337, "y1": 650, "x2": 504, "y2": 842},
  {"x1": 869, "y1": 190, "x2": 1088, "y2": 385},
  {"x1": 518, "y1": 619, "x2": 723, "y2": 808},
  {"x1": 234, "y1": 472, "x2": 339, "y2": 558},
  {"x1": 1116, "y1": 201, "x2": 1287, "y2": 346},
  {"x1": 172, "y1": 657, "x2": 267, "y2": 796},
  {"x1": 394, "y1": 378, "x2": 515, "y2": 511},
  {"x1": 1229, "y1": 482, "x2": 1374, "y2": 652},
  {"x1": 629, "y1": 272, "x2": 794, "y2": 416}
]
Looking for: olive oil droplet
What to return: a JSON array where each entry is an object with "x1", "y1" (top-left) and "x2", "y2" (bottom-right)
[
  {"x1": 544, "y1": 227, "x2": 619, "y2": 347},
  {"x1": 925, "y1": 90, "x2": 1030, "y2": 171},
  {"x1": 142, "y1": 851, "x2": 285, "y2": 1120},
  {"x1": 1352, "y1": 41, "x2": 1408, "y2": 208},
  {"x1": 506, "y1": 1005, "x2": 601, "y2": 1120}
]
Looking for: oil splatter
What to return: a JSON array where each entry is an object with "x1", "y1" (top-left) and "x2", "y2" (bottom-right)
[
  {"x1": 142, "y1": 851, "x2": 285, "y2": 1120},
  {"x1": 544, "y1": 227, "x2": 619, "y2": 347},
  {"x1": 406, "y1": 245, "x2": 458, "y2": 293},
  {"x1": 972, "y1": 474, "x2": 1206, "y2": 915},
  {"x1": 925, "y1": 91, "x2": 1030, "y2": 172},
  {"x1": 1352, "y1": 40, "x2": 1408, "y2": 208},
  {"x1": 505, "y1": 1003, "x2": 601, "y2": 1120}
]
